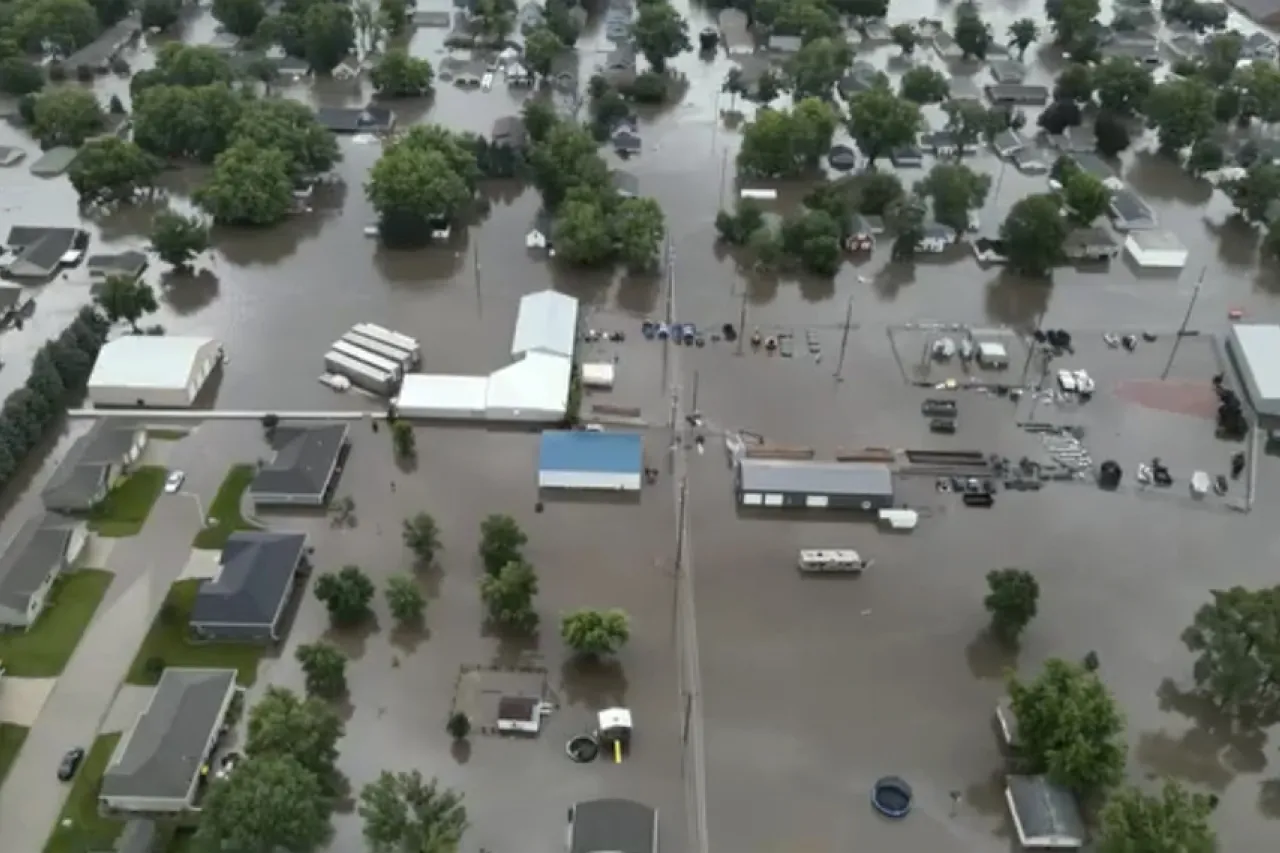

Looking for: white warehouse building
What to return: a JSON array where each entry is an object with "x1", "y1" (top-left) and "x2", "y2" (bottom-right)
[
  {"x1": 88, "y1": 336, "x2": 223, "y2": 409},
  {"x1": 511, "y1": 290, "x2": 578, "y2": 359}
]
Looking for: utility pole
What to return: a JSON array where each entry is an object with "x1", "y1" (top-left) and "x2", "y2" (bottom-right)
[
  {"x1": 833, "y1": 295, "x2": 854, "y2": 381},
  {"x1": 472, "y1": 239, "x2": 482, "y2": 315},
  {"x1": 690, "y1": 370, "x2": 700, "y2": 417},
  {"x1": 736, "y1": 291, "x2": 747, "y2": 356},
  {"x1": 1161, "y1": 269, "x2": 1204, "y2": 380}
]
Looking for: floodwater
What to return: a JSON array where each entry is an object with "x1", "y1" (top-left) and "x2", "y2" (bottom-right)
[{"x1": 2, "y1": 0, "x2": 1280, "y2": 849}]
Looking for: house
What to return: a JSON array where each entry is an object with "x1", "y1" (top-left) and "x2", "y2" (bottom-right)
[
  {"x1": 1049, "y1": 125, "x2": 1095, "y2": 154},
  {"x1": 612, "y1": 123, "x2": 642, "y2": 155},
  {"x1": 274, "y1": 55, "x2": 310, "y2": 79},
  {"x1": 862, "y1": 19, "x2": 892, "y2": 42},
  {"x1": 568, "y1": 799, "x2": 658, "y2": 853},
  {"x1": 992, "y1": 129, "x2": 1026, "y2": 158},
  {"x1": 41, "y1": 422, "x2": 147, "y2": 513},
  {"x1": 100, "y1": 668, "x2": 239, "y2": 815},
  {"x1": 985, "y1": 84, "x2": 1050, "y2": 106},
  {"x1": 0, "y1": 515, "x2": 88, "y2": 630},
  {"x1": 86, "y1": 250, "x2": 148, "y2": 283},
  {"x1": 1243, "y1": 31, "x2": 1278, "y2": 60},
  {"x1": 1109, "y1": 188, "x2": 1158, "y2": 230},
  {"x1": 611, "y1": 169, "x2": 640, "y2": 198},
  {"x1": 331, "y1": 55, "x2": 363, "y2": 80},
  {"x1": 988, "y1": 59, "x2": 1026, "y2": 84},
  {"x1": 190, "y1": 532, "x2": 308, "y2": 642},
  {"x1": 1068, "y1": 152, "x2": 1123, "y2": 189},
  {"x1": 491, "y1": 116, "x2": 527, "y2": 150},
  {"x1": 64, "y1": 16, "x2": 140, "y2": 73},
  {"x1": 736, "y1": 459, "x2": 895, "y2": 510},
  {"x1": 548, "y1": 51, "x2": 579, "y2": 91},
  {"x1": 920, "y1": 130, "x2": 973, "y2": 157},
  {"x1": 767, "y1": 34, "x2": 803, "y2": 54},
  {"x1": 249, "y1": 422, "x2": 350, "y2": 507},
  {"x1": 313, "y1": 106, "x2": 396, "y2": 134},
  {"x1": 890, "y1": 145, "x2": 923, "y2": 167},
  {"x1": 1102, "y1": 36, "x2": 1161, "y2": 65},
  {"x1": 838, "y1": 62, "x2": 885, "y2": 99},
  {"x1": 3, "y1": 226, "x2": 87, "y2": 279},
  {"x1": 1005, "y1": 775, "x2": 1086, "y2": 849},
  {"x1": 932, "y1": 30, "x2": 964, "y2": 60},
  {"x1": 972, "y1": 237, "x2": 1008, "y2": 264},
  {"x1": 1014, "y1": 148, "x2": 1048, "y2": 174},
  {"x1": 603, "y1": 43, "x2": 637, "y2": 82},
  {"x1": 845, "y1": 214, "x2": 875, "y2": 252},
  {"x1": 527, "y1": 210, "x2": 554, "y2": 251},
  {"x1": 1125, "y1": 229, "x2": 1188, "y2": 269},
  {"x1": 506, "y1": 61, "x2": 533, "y2": 86},
  {"x1": 1064, "y1": 226, "x2": 1120, "y2": 261},
  {"x1": 718, "y1": 8, "x2": 753, "y2": 55},
  {"x1": 1165, "y1": 33, "x2": 1204, "y2": 60},
  {"x1": 918, "y1": 223, "x2": 956, "y2": 252}
]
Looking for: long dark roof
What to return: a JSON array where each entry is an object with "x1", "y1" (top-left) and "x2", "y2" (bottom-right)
[
  {"x1": 0, "y1": 514, "x2": 80, "y2": 616},
  {"x1": 571, "y1": 799, "x2": 657, "y2": 853},
  {"x1": 190, "y1": 531, "x2": 305, "y2": 627},
  {"x1": 42, "y1": 422, "x2": 140, "y2": 511},
  {"x1": 250, "y1": 423, "x2": 348, "y2": 498}
]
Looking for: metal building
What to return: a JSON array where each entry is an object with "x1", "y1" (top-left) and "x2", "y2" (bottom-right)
[
  {"x1": 736, "y1": 460, "x2": 895, "y2": 510},
  {"x1": 538, "y1": 431, "x2": 643, "y2": 491}
]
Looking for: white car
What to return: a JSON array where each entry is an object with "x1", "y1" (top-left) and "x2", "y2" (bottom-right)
[{"x1": 164, "y1": 470, "x2": 186, "y2": 493}]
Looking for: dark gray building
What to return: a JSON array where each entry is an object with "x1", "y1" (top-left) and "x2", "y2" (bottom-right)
[
  {"x1": 736, "y1": 460, "x2": 895, "y2": 511},
  {"x1": 568, "y1": 798, "x2": 658, "y2": 853},
  {"x1": 249, "y1": 423, "x2": 349, "y2": 507},
  {"x1": 190, "y1": 531, "x2": 307, "y2": 642}
]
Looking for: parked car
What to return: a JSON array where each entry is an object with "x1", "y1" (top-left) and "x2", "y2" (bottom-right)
[
  {"x1": 57, "y1": 747, "x2": 85, "y2": 781},
  {"x1": 164, "y1": 470, "x2": 186, "y2": 493}
]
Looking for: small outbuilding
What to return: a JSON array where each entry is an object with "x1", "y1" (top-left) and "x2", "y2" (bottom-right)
[
  {"x1": 396, "y1": 374, "x2": 489, "y2": 420},
  {"x1": 88, "y1": 336, "x2": 223, "y2": 408},
  {"x1": 1124, "y1": 229, "x2": 1187, "y2": 269},
  {"x1": 538, "y1": 431, "x2": 643, "y2": 491},
  {"x1": 568, "y1": 798, "x2": 658, "y2": 853},
  {"x1": 736, "y1": 460, "x2": 895, "y2": 510},
  {"x1": 581, "y1": 362, "x2": 616, "y2": 389},
  {"x1": 1005, "y1": 775, "x2": 1085, "y2": 849}
]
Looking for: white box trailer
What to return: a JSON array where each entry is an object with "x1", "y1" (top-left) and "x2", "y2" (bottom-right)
[
  {"x1": 796, "y1": 549, "x2": 872, "y2": 574},
  {"x1": 330, "y1": 340, "x2": 402, "y2": 379},
  {"x1": 350, "y1": 323, "x2": 421, "y2": 365},
  {"x1": 324, "y1": 350, "x2": 399, "y2": 396},
  {"x1": 341, "y1": 332, "x2": 416, "y2": 372}
]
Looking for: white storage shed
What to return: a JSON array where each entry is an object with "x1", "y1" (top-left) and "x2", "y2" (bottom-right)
[
  {"x1": 88, "y1": 336, "x2": 223, "y2": 409},
  {"x1": 486, "y1": 352, "x2": 572, "y2": 422},
  {"x1": 395, "y1": 374, "x2": 488, "y2": 420},
  {"x1": 1124, "y1": 230, "x2": 1188, "y2": 269},
  {"x1": 581, "y1": 362, "x2": 616, "y2": 390},
  {"x1": 511, "y1": 290, "x2": 578, "y2": 359}
]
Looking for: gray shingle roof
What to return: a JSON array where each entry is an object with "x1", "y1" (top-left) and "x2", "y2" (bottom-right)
[
  {"x1": 738, "y1": 460, "x2": 894, "y2": 497},
  {"x1": 86, "y1": 251, "x2": 149, "y2": 278},
  {"x1": 190, "y1": 532, "x2": 305, "y2": 628},
  {"x1": 1109, "y1": 189, "x2": 1155, "y2": 224},
  {"x1": 42, "y1": 422, "x2": 139, "y2": 511},
  {"x1": 0, "y1": 514, "x2": 79, "y2": 616},
  {"x1": 570, "y1": 798, "x2": 657, "y2": 853},
  {"x1": 250, "y1": 423, "x2": 348, "y2": 499},
  {"x1": 1006, "y1": 775, "x2": 1085, "y2": 845},
  {"x1": 102, "y1": 668, "x2": 237, "y2": 802}
]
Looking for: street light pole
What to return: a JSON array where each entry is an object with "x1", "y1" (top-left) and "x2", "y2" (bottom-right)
[{"x1": 1161, "y1": 267, "x2": 1205, "y2": 381}]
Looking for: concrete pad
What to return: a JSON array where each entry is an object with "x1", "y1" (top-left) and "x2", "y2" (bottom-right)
[
  {"x1": 0, "y1": 678, "x2": 56, "y2": 725},
  {"x1": 100, "y1": 686, "x2": 154, "y2": 734},
  {"x1": 136, "y1": 441, "x2": 174, "y2": 468},
  {"x1": 180, "y1": 549, "x2": 221, "y2": 580},
  {"x1": 75, "y1": 534, "x2": 116, "y2": 571}
]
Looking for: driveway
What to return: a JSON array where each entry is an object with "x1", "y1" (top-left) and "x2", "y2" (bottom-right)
[
  {"x1": 0, "y1": 678, "x2": 55, "y2": 726},
  {"x1": 0, "y1": 497, "x2": 204, "y2": 851}
]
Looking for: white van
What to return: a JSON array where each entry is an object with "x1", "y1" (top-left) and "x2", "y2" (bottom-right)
[{"x1": 797, "y1": 549, "x2": 871, "y2": 574}]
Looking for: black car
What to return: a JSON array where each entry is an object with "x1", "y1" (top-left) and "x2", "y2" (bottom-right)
[{"x1": 57, "y1": 747, "x2": 85, "y2": 781}]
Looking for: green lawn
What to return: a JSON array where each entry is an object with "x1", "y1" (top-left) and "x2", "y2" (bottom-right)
[
  {"x1": 192, "y1": 464, "x2": 260, "y2": 550},
  {"x1": 0, "y1": 724, "x2": 29, "y2": 788},
  {"x1": 0, "y1": 570, "x2": 113, "y2": 677},
  {"x1": 43, "y1": 732, "x2": 123, "y2": 853},
  {"x1": 125, "y1": 580, "x2": 263, "y2": 686},
  {"x1": 88, "y1": 466, "x2": 166, "y2": 538}
]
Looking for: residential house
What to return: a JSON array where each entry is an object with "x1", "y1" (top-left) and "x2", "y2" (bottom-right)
[
  {"x1": 86, "y1": 250, "x2": 148, "y2": 283},
  {"x1": 1068, "y1": 152, "x2": 1123, "y2": 189},
  {"x1": 331, "y1": 56, "x2": 363, "y2": 80},
  {"x1": 314, "y1": 106, "x2": 396, "y2": 134},
  {"x1": 918, "y1": 224, "x2": 956, "y2": 252},
  {"x1": 190, "y1": 532, "x2": 308, "y2": 642},
  {"x1": 972, "y1": 237, "x2": 1009, "y2": 264},
  {"x1": 506, "y1": 61, "x2": 533, "y2": 86},
  {"x1": 249, "y1": 422, "x2": 350, "y2": 507},
  {"x1": 920, "y1": 131, "x2": 973, "y2": 158},
  {"x1": 612, "y1": 122, "x2": 642, "y2": 155},
  {"x1": 492, "y1": 116, "x2": 527, "y2": 151},
  {"x1": 1165, "y1": 33, "x2": 1203, "y2": 60},
  {"x1": 274, "y1": 55, "x2": 310, "y2": 79},
  {"x1": 1102, "y1": 36, "x2": 1161, "y2": 66},
  {"x1": 1064, "y1": 226, "x2": 1120, "y2": 261},
  {"x1": 862, "y1": 20, "x2": 892, "y2": 43},
  {"x1": 988, "y1": 59, "x2": 1026, "y2": 84},
  {"x1": 2, "y1": 227, "x2": 88, "y2": 279},
  {"x1": 64, "y1": 16, "x2": 140, "y2": 73},
  {"x1": 1014, "y1": 148, "x2": 1048, "y2": 173},
  {"x1": 767, "y1": 34, "x2": 803, "y2": 54},
  {"x1": 0, "y1": 515, "x2": 88, "y2": 630},
  {"x1": 1048, "y1": 125, "x2": 1096, "y2": 154},
  {"x1": 718, "y1": 8, "x2": 753, "y2": 55},
  {"x1": 100, "y1": 668, "x2": 239, "y2": 815},
  {"x1": 985, "y1": 84, "x2": 1050, "y2": 106},
  {"x1": 890, "y1": 145, "x2": 924, "y2": 167},
  {"x1": 41, "y1": 422, "x2": 147, "y2": 513},
  {"x1": 548, "y1": 51, "x2": 579, "y2": 92},
  {"x1": 838, "y1": 62, "x2": 885, "y2": 99},
  {"x1": 992, "y1": 129, "x2": 1026, "y2": 159},
  {"x1": 611, "y1": 169, "x2": 640, "y2": 198},
  {"x1": 1109, "y1": 188, "x2": 1158, "y2": 230},
  {"x1": 932, "y1": 30, "x2": 964, "y2": 60},
  {"x1": 846, "y1": 215, "x2": 875, "y2": 252}
]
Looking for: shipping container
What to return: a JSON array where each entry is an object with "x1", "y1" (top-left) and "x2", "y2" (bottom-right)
[
  {"x1": 341, "y1": 332, "x2": 415, "y2": 372},
  {"x1": 323, "y1": 351, "x2": 398, "y2": 396},
  {"x1": 350, "y1": 323, "x2": 421, "y2": 365},
  {"x1": 330, "y1": 340, "x2": 402, "y2": 379}
]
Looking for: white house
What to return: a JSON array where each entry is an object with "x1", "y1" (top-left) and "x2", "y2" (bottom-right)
[
  {"x1": 0, "y1": 515, "x2": 88, "y2": 630},
  {"x1": 917, "y1": 224, "x2": 956, "y2": 253},
  {"x1": 88, "y1": 336, "x2": 223, "y2": 409}
]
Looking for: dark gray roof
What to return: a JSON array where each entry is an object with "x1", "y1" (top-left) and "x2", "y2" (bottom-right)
[
  {"x1": 1109, "y1": 189, "x2": 1154, "y2": 223},
  {"x1": 190, "y1": 531, "x2": 305, "y2": 627},
  {"x1": 86, "y1": 251, "x2": 148, "y2": 277},
  {"x1": 738, "y1": 460, "x2": 894, "y2": 497},
  {"x1": 985, "y1": 84, "x2": 1050, "y2": 105},
  {"x1": 42, "y1": 422, "x2": 140, "y2": 511},
  {"x1": 64, "y1": 16, "x2": 139, "y2": 69},
  {"x1": 1065, "y1": 226, "x2": 1116, "y2": 249},
  {"x1": 570, "y1": 798, "x2": 657, "y2": 853},
  {"x1": 0, "y1": 514, "x2": 79, "y2": 616},
  {"x1": 314, "y1": 106, "x2": 395, "y2": 133},
  {"x1": 101, "y1": 668, "x2": 237, "y2": 801},
  {"x1": 1006, "y1": 775, "x2": 1085, "y2": 846},
  {"x1": 1070, "y1": 152, "x2": 1116, "y2": 181},
  {"x1": 1227, "y1": 323, "x2": 1280, "y2": 419},
  {"x1": 250, "y1": 423, "x2": 348, "y2": 498},
  {"x1": 5, "y1": 227, "x2": 83, "y2": 278}
]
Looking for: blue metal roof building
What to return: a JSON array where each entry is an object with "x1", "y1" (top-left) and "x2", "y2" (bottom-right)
[{"x1": 538, "y1": 431, "x2": 644, "y2": 491}]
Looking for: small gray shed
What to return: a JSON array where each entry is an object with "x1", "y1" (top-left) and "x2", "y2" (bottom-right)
[
  {"x1": 1005, "y1": 775, "x2": 1085, "y2": 849},
  {"x1": 736, "y1": 460, "x2": 895, "y2": 511}
]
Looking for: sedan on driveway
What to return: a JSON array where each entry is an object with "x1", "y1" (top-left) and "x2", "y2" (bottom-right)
[
  {"x1": 164, "y1": 470, "x2": 186, "y2": 493},
  {"x1": 57, "y1": 747, "x2": 85, "y2": 781}
]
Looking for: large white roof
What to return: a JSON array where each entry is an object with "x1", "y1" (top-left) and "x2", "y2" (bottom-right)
[
  {"x1": 89, "y1": 336, "x2": 221, "y2": 390},
  {"x1": 487, "y1": 352, "x2": 571, "y2": 417},
  {"x1": 511, "y1": 290, "x2": 578, "y2": 359},
  {"x1": 396, "y1": 374, "x2": 488, "y2": 415}
]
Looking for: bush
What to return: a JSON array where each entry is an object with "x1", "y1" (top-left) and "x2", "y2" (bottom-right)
[
  {"x1": 75, "y1": 64, "x2": 94, "y2": 82},
  {"x1": 446, "y1": 711, "x2": 471, "y2": 740},
  {"x1": 144, "y1": 655, "x2": 166, "y2": 678},
  {"x1": 48, "y1": 62, "x2": 66, "y2": 82}
]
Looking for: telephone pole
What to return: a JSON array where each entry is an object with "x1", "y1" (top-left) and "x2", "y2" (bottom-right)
[
  {"x1": 472, "y1": 239, "x2": 482, "y2": 315},
  {"x1": 736, "y1": 292, "x2": 747, "y2": 356},
  {"x1": 833, "y1": 295, "x2": 854, "y2": 381},
  {"x1": 1161, "y1": 268, "x2": 1204, "y2": 380}
]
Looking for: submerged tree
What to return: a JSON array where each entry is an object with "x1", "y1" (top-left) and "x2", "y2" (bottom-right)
[{"x1": 984, "y1": 568, "x2": 1040, "y2": 645}]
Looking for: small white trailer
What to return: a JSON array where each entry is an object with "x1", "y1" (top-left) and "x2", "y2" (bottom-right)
[{"x1": 797, "y1": 549, "x2": 873, "y2": 574}]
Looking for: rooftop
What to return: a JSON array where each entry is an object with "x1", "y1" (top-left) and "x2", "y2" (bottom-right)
[
  {"x1": 538, "y1": 431, "x2": 644, "y2": 474},
  {"x1": 511, "y1": 290, "x2": 579, "y2": 359},
  {"x1": 570, "y1": 798, "x2": 657, "y2": 853},
  {"x1": 41, "y1": 421, "x2": 140, "y2": 510},
  {"x1": 250, "y1": 423, "x2": 349, "y2": 499},
  {"x1": 738, "y1": 459, "x2": 895, "y2": 497},
  {"x1": 1006, "y1": 775, "x2": 1085, "y2": 847},
  {"x1": 88, "y1": 336, "x2": 220, "y2": 392},
  {"x1": 87, "y1": 250, "x2": 149, "y2": 278},
  {"x1": 0, "y1": 514, "x2": 80, "y2": 616},
  {"x1": 191, "y1": 532, "x2": 307, "y2": 628},
  {"x1": 1227, "y1": 323, "x2": 1280, "y2": 418}
]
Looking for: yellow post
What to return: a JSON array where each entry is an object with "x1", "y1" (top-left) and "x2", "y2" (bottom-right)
[{"x1": 614, "y1": 740, "x2": 622, "y2": 764}]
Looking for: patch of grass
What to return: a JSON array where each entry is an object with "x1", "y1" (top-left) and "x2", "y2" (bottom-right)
[
  {"x1": 0, "y1": 723, "x2": 29, "y2": 788},
  {"x1": 158, "y1": 826, "x2": 197, "y2": 853},
  {"x1": 192, "y1": 464, "x2": 259, "y2": 550},
  {"x1": 0, "y1": 570, "x2": 113, "y2": 677},
  {"x1": 88, "y1": 466, "x2": 166, "y2": 538},
  {"x1": 125, "y1": 580, "x2": 263, "y2": 686},
  {"x1": 43, "y1": 732, "x2": 123, "y2": 853},
  {"x1": 147, "y1": 429, "x2": 189, "y2": 441}
]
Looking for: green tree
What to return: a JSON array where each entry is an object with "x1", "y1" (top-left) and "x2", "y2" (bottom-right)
[
  {"x1": 1092, "y1": 57, "x2": 1152, "y2": 115},
  {"x1": 150, "y1": 211, "x2": 210, "y2": 269},
  {"x1": 245, "y1": 686, "x2": 344, "y2": 790},
  {"x1": 231, "y1": 98, "x2": 341, "y2": 180},
  {"x1": 1264, "y1": 224, "x2": 1280, "y2": 261},
  {"x1": 133, "y1": 84, "x2": 246, "y2": 162},
  {"x1": 401, "y1": 512, "x2": 441, "y2": 564},
  {"x1": 983, "y1": 568, "x2": 1039, "y2": 644},
  {"x1": 1187, "y1": 138, "x2": 1224, "y2": 176},
  {"x1": 0, "y1": 57, "x2": 45, "y2": 96},
  {"x1": 779, "y1": 209, "x2": 842, "y2": 276},
  {"x1": 1145, "y1": 76, "x2": 1215, "y2": 155},
  {"x1": 915, "y1": 163, "x2": 991, "y2": 234},
  {"x1": 155, "y1": 42, "x2": 237, "y2": 87},
  {"x1": 737, "y1": 98, "x2": 837, "y2": 178},
  {"x1": 91, "y1": 0, "x2": 134, "y2": 27},
  {"x1": 530, "y1": 121, "x2": 608, "y2": 207},
  {"x1": 370, "y1": 49, "x2": 433, "y2": 97},
  {"x1": 296, "y1": 641, "x2": 348, "y2": 699},
  {"x1": 69, "y1": 138, "x2": 161, "y2": 207},
  {"x1": 553, "y1": 190, "x2": 613, "y2": 266},
  {"x1": 1007, "y1": 658, "x2": 1126, "y2": 796},
  {"x1": 479, "y1": 560, "x2": 539, "y2": 632},
  {"x1": 473, "y1": 0, "x2": 516, "y2": 41},
  {"x1": 380, "y1": 0, "x2": 408, "y2": 35},
  {"x1": 195, "y1": 139, "x2": 295, "y2": 226},
  {"x1": 1093, "y1": 111, "x2": 1132, "y2": 157},
  {"x1": 304, "y1": 2, "x2": 356, "y2": 75},
  {"x1": 847, "y1": 85, "x2": 922, "y2": 165},
  {"x1": 1234, "y1": 61, "x2": 1280, "y2": 124},
  {"x1": 1181, "y1": 585, "x2": 1280, "y2": 723},
  {"x1": 999, "y1": 193, "x2": 1067, "y2": 276},
  {"x1": 1054, "y1": 63, "x2": 1094, "y2": 103},
  {"x1": 561, "y1": 608, "x2": 630, "y2": 657},
  {"x1": 632, "y1": 1, "x2": 690, "y2": 74},
  {"x1": 887, "y1": 193, "x2": 926, "y2": 261},
  {"x1": 1201, "y1": 30, "x2": 1243, "y2": 86},
  {"x1": 1223, "y1": 162, "x2": 1280, "y2": 225},
  {"x1": 524, "y1": 26, "x2": 562, "y2": 79},
  {"x1": 1047, "y1": 0, "x2": 1100, "y2": 50},
  {"x1": 195, "y1": 755, "x2": 332, "y2": 853},
  {"x1": 479, "y1": 514, "x2": 526, "y2": 574},
  {"x1": 446, "y1": 712, "x2": 470, "y2": 740},
  {"x1": 953, "y1": 3, "x2": 993, "y2": 60},
  {"x1": 367, "y1": 127, "x2": 478, "y2": 246},
  {"x1": 386, "y1": 574, "x2": 426, "y2": 625},
  {"x1": 544, "y1": 0, "x2": 581, "y2": 45},
  {"x1": 1007, "y1": 17, "x2": 1039, "y2": 59},
  {"x1": 787, "y1": 36, "x2": 850, "y2": 101},
  {"x1": 32, "y1": 86, "x2": 104, "y2": 148},
  {"x1": 314, "y1": 565, "x2": 376, "y2": 626},
  {"x1": 93, "y1": 276, "x2": 159, "y2": 331},
  {"x1": 858, "y1": 171, "x2": 904, "y2": 215},
  {"x1": 1062, "y1": 171, "x2": 1109, "y2": 224},
  {"x1": 1097, "y1": 781, "x2": 1217, "y2": 853},
  {"x1": 141, "y1": 0, "x2": 182, "y2": 31},
  {"x1": 889, "y1": 22, "x2": 917, "y2": 55},
  {"x1": 715, "y1": 202, "x2": 766, "y2": 245},
  {"x1": 772, "y1": 0, "x2": 840, "y2": 41},
  {"x1": 521, "y1": 98, "x2": 558, "y2": 144},
  {"x1": 14, "y1": 0, "x2": 98, "y2": 55},
  {"x1": 612, "y1": 196, "x2": 665, "y2": 271},
  {"x1": 391, "y1": 419, "x2": 415, "y2": 458},
  {"x1": 358, "y1": 771, "x2": 467, "y2": 853},
  {"x1": 899, "y1": 66, "x2": 949, "y2": 105},
  {"x1": 214, "y1": 0, "x2": 267, "y2": 37}
]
